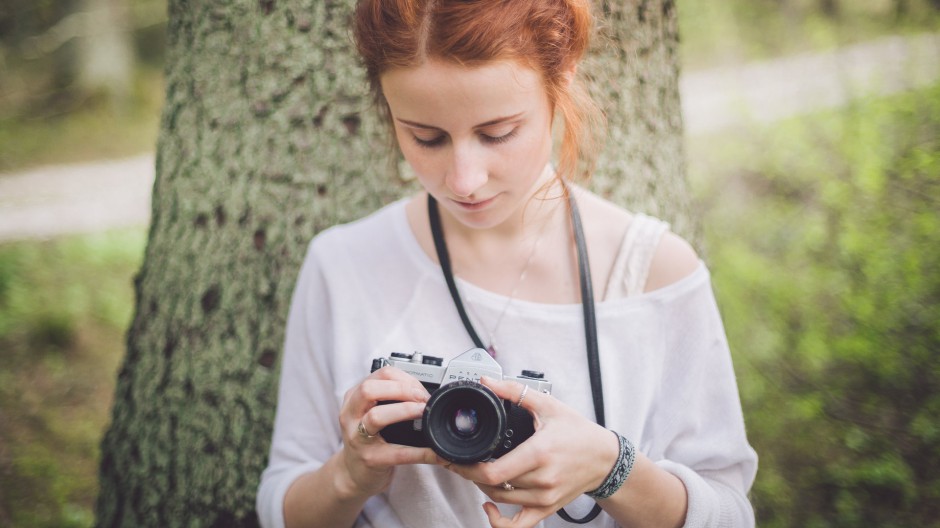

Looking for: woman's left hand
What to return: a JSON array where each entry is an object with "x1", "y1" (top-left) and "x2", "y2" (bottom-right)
[{"x1": 443, "y1": 376, "x2": 620, "y2": 528}]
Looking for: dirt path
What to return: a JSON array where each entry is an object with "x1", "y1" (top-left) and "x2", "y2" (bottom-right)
[
  {"x1": 680, "y1": 32, "x2": 940, "y2": 134},
  {"x1": 1, "y1": 33, "x2": 937, "y2": 242},
  {"x1": 0, "y1": 154, "x2": 154, "y2": 241}
]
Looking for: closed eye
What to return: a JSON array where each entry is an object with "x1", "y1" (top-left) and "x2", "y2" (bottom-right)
[
  {"x1": 409, "y1": 127, "x2": 518, "y2": 149},
  {"x1": 481, "y1": 128, "x2": 517, "y2": 145},
  {"x1": 412, "y1": 134, "x2": 447, "y2": 148}
]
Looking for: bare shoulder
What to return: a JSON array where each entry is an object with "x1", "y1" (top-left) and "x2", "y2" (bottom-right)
[
  {"x1": 645, "y1": 230, "x2": 700, "y2": 293},
  {"x1": 573, "y1": 188, "x2": 632, "y2": 252},
  {"x1": 572, "y1": 187, "x2": 699, "y2": 293}
]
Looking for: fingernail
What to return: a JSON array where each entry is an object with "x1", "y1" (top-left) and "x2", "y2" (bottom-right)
[
  {"x1": 480, "y1": 375, "x2": 494, "y2": 384},
  {"x1": 414, "y1": 388, "x2": 430, "y2": 401}
]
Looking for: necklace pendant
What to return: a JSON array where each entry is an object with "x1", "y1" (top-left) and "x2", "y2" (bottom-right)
[{"x1": 486, "y1": 345, "x2": 497, "y2": 358}]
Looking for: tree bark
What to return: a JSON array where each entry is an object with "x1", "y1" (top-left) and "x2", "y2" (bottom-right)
[
  {"x1": 95, "y1": 0, "x2": 694, "y2": 526},
  {"x1": 589, "y1": 0, "x2": 697, "y2": 244}
]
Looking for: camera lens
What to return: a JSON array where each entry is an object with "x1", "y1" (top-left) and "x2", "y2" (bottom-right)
[
  {"x1": 453, "y1": 408, "x2": 479, "y2": 436},
  {"x1": 423, "y1": 380, "x2": 505, "y2": 464}
]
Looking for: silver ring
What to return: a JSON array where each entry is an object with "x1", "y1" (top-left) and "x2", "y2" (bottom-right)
[
  {"x1": 357, "y1": 421, "x2": 377, "y2": 439},
  {"x1": 502, "y1": 481, "x2": 515, "y2": 491},
  {"x1": 515, "y1": 385, "x2": 529, "y2": 407}
]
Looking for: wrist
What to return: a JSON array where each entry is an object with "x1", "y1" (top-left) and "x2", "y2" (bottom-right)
[
  {"x1": 586, "y1": 430, "x2": 636, "y2": 500},
  {"x1": 587, "y1": 429, "x2": 620, "y2": 491},
  {"x1": 331, "y1": 450, "x2": 373, "y2": 502}
]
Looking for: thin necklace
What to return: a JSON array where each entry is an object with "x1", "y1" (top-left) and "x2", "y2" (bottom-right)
[{"x1": 465, "y1": 201, "x2": 558, "y2": 357}]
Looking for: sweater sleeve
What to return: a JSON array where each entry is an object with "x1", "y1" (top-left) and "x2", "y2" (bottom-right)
[
  {"x1": 648, "y1": 267, "x2": 758, "y2": 528},
  {"x1": 257, "y1": 239, "x2": 341, "y2": 528}
]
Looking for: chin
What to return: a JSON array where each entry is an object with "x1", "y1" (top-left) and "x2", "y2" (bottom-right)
[{"x1": 449, "y1": 210, "x2": 506, "y2": 230}]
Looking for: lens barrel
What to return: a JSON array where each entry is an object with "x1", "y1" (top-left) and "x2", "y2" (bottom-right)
[{"x1": 423, "y1": 380, "x2": 506, "y2": 464}]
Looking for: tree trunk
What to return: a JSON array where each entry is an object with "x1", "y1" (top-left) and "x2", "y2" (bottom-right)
[
  {"x1": 589, "y1": 0, "x2": 696, "y2": 244},
  {"x1": 95, "y1": 0, "x2": 693, "y2": 526}
]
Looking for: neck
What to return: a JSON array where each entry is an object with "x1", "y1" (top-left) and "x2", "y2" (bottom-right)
[
  {"x1": 438, "y1": 166, "x2": 567, "y2": 251},
  {"x1": 429, "y1": 177, "x2": 574, "y2": 299}
]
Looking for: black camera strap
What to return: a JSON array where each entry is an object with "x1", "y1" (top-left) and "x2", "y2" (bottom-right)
[
  {"x1": 428, "y1": 195, "x2": 487, "y2": 351},
  {"x1": 428, "y1": 189, "x2": 604, "y2": 524}
]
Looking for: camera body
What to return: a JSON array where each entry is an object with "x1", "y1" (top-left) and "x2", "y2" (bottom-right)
[{"x1": 370, "y1": 348, "x2": 552, "y2": 464}]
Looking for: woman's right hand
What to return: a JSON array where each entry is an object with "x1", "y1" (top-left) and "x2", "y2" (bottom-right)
[{"x1": 336, "y1": 365, "x2": 441, "y2": 499}]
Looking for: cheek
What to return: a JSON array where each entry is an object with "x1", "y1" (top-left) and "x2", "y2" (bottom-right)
[
  {"x1": 397, "y1": 141, "x2": 439, "y2": 183},
  {"x1": 514, "y1": 127, "x2": 553, "y2": 169},
  {"x1": 392, "y1": 128, "x2": 421, "y2": 165}
]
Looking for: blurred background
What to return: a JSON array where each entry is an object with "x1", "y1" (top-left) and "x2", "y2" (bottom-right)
[{"x1": 0, "y1": 0, "x2": 938, "y2": 526}]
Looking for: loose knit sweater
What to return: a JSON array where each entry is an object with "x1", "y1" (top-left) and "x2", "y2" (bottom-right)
[{"x1": 257, "y1": 199, "x2": 758, "y2": 528}]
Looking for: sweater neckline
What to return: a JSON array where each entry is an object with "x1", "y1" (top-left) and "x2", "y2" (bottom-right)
[{"x1": 387, "y1": 198, "x2": 707, "y2": 313}]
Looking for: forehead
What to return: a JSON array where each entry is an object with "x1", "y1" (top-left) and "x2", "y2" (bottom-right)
[{"x1": 380, "y1": 59, "x2": 548, "y2": 126}]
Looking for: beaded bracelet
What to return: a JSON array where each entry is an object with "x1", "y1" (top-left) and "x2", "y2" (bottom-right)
[{"x1": 586, "y1": 431, "x2": 636, "y2": 500}]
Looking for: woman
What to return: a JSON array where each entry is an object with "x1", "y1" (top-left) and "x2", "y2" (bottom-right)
[{"x1": 257, "y1": 0, "x2": 757, "y2": 527}]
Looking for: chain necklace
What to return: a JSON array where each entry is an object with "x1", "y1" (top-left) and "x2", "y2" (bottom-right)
[{"x1": 464, "y1": 202, "x2": 557, "y2": 357}]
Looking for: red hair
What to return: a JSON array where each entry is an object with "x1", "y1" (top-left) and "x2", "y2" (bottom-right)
[{"x1": 353, "y1": 0, "x2": 603, "y2": 183}]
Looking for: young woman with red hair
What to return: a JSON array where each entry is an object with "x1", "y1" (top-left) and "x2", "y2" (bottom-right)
[{"x1": 258, "y1": 1, "x2": 756, "y2": 527}]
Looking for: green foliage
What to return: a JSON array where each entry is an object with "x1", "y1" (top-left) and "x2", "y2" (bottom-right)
[
  {"x1": 692, "y1": 84, "x2": 940, "y2": 526},
  {"x1": 0, "y1": 68, "x2": 163, "y2": 172},
  {"x1": 0, "y1": 229, "x2": 145, "y2": 527},
  {"x1": 678, "y1": 0, "x2": 940, "y2": 68},
  {"x1": 0, "y1": 1, "x2": 165, "y2": 172}
]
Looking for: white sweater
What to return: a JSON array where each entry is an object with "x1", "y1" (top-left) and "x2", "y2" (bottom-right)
[{"x1": 257, "y1": 199, "x2": 758, "y2": 528}]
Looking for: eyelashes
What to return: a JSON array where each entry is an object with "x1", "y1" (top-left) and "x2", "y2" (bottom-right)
[
  {"x1": 412, "y1": 135, "x2": 447, "y2": 148},
  {"x1": 412, "y1": 129, "x2": 518, "y2": 149},
  {"x1": 483, "y1": 129, "x2": 518, "y2": 145}
]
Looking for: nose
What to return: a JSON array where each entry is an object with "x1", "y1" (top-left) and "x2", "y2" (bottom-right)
[{"x1": 445, "y1": 144, "x2": 488, "y2": 198}]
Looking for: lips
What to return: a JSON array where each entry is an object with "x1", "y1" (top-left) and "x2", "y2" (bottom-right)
[{"x1": 451, "y1": 195, "x2": 498, "y2": 211}]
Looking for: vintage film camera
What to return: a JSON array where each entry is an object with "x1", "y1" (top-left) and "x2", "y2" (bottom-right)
[{"x1": 370, "y1": 348, "x2": 553, "y2": 464}]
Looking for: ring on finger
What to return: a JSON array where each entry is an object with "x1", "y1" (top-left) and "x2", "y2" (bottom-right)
[
  {"x1": 515, "y1": 385, "x2": 529, "y2": 407},
  {"x1": 502, "y1": 481, "x2": 515, "y2": 491},
  {"x1": 357, "y1": 421, "x2": 377, "y2": 439}
]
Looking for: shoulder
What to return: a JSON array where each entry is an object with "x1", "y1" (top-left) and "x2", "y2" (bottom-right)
[
  {"x1": 305, "y1": 199, "x2": 410, "y2": 276},
  {"x1": 644, "y1": 230, "x2": 699, "y2": 293},
  {"x1": 572, "y1": 186, "x2": 699, "y2": 296},
  {"x1": 312, "y1": 199, "x2": 406, "y2": 253},
  {"x1": 572, "y1": 187, "x2": 633, "y2": 254}
]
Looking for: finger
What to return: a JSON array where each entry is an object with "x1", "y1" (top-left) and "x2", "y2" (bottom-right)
[
  {"x1": 479, "y1": 376, "x2": 547, "y2": 415},
  {"x1": 483, "y1": 502, "x2": 507, "y2": 528},
  {"x1": 476, "y1": 482, "x2": 545, "y2": 508},
  {"x1": 370, "y1": 367, "x2": 434, "y2": 399},
  {"x1": 360, "y1": 400, "x2": 425, "y2": 436},
  {"x1": 446, "y1": 443, "x2": 543, "y2": 488},
  {"x1": 371, "y1": 365, "x2": 431, "y2": 389},
  {"x1": 483, "y1": 502, "x2": 545, "y2": 528},
  {"x1": 358, "y1": 443, "x2": 443, "y2": 467},
  {"x1": 345, "y1": 377, "x2": 431, "y2": 416},
  {"x1": 483, "y1": 502, "x2": 503, "y2": 527}
]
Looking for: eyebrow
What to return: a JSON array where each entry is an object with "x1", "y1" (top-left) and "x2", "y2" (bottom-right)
[{"x1": 395, "y1": 112, "x2": 525, "y2": 130}]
